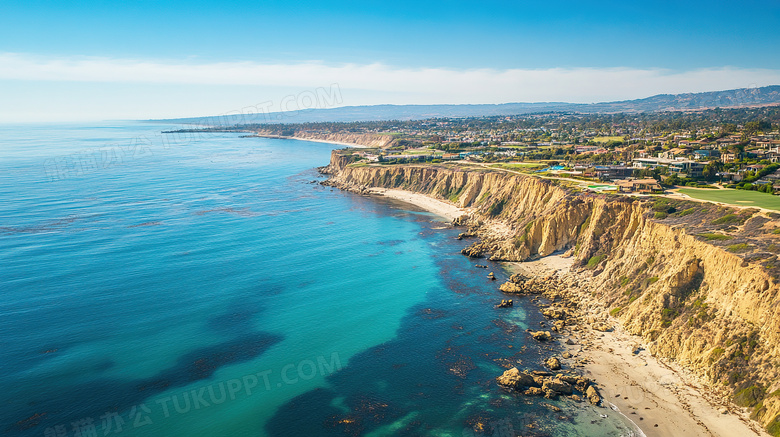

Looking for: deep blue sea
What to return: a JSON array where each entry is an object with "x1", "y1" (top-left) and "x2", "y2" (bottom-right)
[{"x1": 0, "y1": 122, "x2": 639, "y2": 436}]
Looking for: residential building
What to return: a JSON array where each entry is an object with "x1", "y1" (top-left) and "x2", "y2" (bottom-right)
[{"x1": 617, "y1": 179, "x2": 664, "y2": 194}]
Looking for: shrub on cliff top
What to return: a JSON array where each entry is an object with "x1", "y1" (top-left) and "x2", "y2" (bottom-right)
[
  {"x1": 712, "y1": 213, "x2": 748, "y2": 226},
  {"x1": 675, "y1": 207, "x2": 696, "y2": 216},
  {"x1": 652, "y1": 199, "x2": 676, "y2": 213},
  {"x1": 727, "y1": 243, "x2": 751, "y2": 252},
  {"x1": 699, "y1": 232, "x2": 733, "y2": 241}
]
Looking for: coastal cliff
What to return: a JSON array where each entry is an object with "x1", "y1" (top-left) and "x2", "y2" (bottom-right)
[
  {"x1": 324, "y1": 156, "x2": 780, "y2": 435},
  {"x1": 256, "y1": 131, "x2": 395, "y2": 148}
]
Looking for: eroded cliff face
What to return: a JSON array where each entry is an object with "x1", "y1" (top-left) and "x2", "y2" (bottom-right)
[
  {"x1": 257, "y1": 131, "x2": 395, "y2": 149},
  {"x1": 325, "y1": 158, "x2": 780, "y2": 434}
]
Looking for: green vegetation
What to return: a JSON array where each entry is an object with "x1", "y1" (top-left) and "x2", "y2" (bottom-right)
[
  {"x1": 512, "y1": 234, "x2": 527, "y2": 248},
  {"x1": 647, "y1": 276, "x2": 659, "y2": 285},
  {"x1": 734, "y1": 385, "x2": 765, "y2": 408},
  {"x1": 652, "y1": 199, "x2": 677, "y2": 213},
  {"x1": 712, "y1": 213, "x2": 748, "y2": 225},
  {"x1": 661, "y1": 308, "x2": 679, "y2": 327},
  {"x1": 609, "y1": 307, "x2": 622, "y2": 316},
  {"x1": 772, "y1": 228, "x2": 780, "y2": 235},
  {"x1": 592, "y1": 136, "x2": 624, "y2": 143},
  {"x1": 487, "y1": 199, "x2": 506, "y2": 216},
  {"x1": 767, "y1": 417, "x2": 780, "y2": 437},
  {"x1": 675, "y1": 207, "x2": 697, "y2": 217},
  {"x1": 698, "y1": 232, "x2": 733, "y2": 241},
  {"x1": 710, "y1": 347, "x2": 725, "y2": 363},
  {"x1": 586, "y1": 254, "x2": 606, "y2": 269},
  {"x1": 446, "y1": 186, "x2": 463, "y2": 203},
  {"x1": 727, "y1": 243, "x2": 751, "y2": 252},
  {"x1": 679, "y1": 188, "x2": 780, "y2": 212},
  {"x1": 490, "y1": 162, "x2": 546, "y2": 170},
  {"x1": 401, "y1": 149, "x2": 433, "y2": 155},
  {"x1": 654, "y1": 211, "x2": 668, "y2": 219}
]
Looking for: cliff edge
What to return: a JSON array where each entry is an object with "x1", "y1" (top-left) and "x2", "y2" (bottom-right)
[{"x1": 323, "y1": 155, "x2": 780, "y2": 435}]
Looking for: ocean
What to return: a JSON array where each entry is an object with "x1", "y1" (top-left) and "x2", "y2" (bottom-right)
[{"x1": 0, "y1": 122, "x2": 639, "y2": 436}]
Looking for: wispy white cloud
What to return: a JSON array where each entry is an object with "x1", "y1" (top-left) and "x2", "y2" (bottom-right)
[
  {"x1": 2, "y1": 53, "x2": 780, "y2": 104},
  {"x1": 2, "y1": 53, "x2": 780, "y2": 122}
]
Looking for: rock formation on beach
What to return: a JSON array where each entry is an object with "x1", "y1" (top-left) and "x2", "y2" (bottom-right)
[{"x1": 322, "y1": 152, "x2": 780, "y2": 435}]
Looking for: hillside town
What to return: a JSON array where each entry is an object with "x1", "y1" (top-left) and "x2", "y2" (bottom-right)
[{"x1": 238, "y1": 106, "x2": 780, "y2": 194}]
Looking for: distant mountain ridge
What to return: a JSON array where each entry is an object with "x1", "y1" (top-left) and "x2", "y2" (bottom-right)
[{"x1": 152, "y1": 85, "x2": 780, "y2": 126}]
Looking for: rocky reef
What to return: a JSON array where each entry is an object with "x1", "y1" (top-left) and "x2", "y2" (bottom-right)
[{"x1": 322, "y1": 154, "x2": 780, "y2": 435}]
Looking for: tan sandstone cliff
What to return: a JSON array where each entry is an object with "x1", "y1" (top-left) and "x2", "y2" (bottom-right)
[
  {"x1": 324, "y1": 155, "x2": 780, "y2": 435},
  {"x1": 256, "y1": 130, "x2": 395, "y2": 148}
]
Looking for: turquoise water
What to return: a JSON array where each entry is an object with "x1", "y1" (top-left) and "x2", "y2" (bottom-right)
[{"x1": 0, "y1": 122, "x2": 638, "y2": 436}]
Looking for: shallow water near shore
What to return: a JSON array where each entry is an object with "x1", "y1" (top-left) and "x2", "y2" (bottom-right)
[{"x1": 0, "y1": 122, "x2": 639, "y2": 436}]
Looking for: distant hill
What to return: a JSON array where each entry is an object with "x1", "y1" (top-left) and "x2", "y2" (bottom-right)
[{"x1": 151, "y1": 85, "x2": 780, "y2": 126}]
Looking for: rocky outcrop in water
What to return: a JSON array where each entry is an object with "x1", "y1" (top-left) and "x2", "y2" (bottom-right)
[
  {"x1": 322, "y1": 156, "x2": 780, "y2": 434},
  {"x1": 497, "y1": 367, "x2": 597, "y2": 402}
]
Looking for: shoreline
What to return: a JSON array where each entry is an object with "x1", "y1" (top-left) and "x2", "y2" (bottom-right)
[
  {"x1": 370, "y1": 186, "x2": 769, "y2": 437},
  {"x1": 509, "y1": 256, "x2": 769, "y2": 437},
  {"x1": 367, "y1": 188, "x2": 466, "y2": 221},
  {"x1": 254, "y1": 134, "x2": 370, "y2": 148}
]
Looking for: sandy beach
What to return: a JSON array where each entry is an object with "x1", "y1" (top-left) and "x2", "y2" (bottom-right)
[
  {"x1": 255, "y1": 134, "x2": 370, "y2": 149},
  {"x1": 377, "y1": 188, "x2": 768, "y2": 437},
  {"x1": 368, "y1": 188, "x2": 466, "y2": 221},
  {"x1": 510, "y1": 256, "x2": 770, "y2": 437}
]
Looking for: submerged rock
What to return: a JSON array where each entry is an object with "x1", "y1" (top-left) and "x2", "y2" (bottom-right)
[
  {"x1": 524, "y1": 387, "x2": 544, "y2": 396},
  {"x1": 496, "y1": 299, "x2": 513, "y2": 308},
  {"x1": 530, "y1": 330, "x2": 552, "y2": 341}
]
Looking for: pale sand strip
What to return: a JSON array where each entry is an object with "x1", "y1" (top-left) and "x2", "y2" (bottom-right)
[
  {"x1": 354, "y1": 187, "x2": 768, "y2": 437},
  {"x1": 511, "y1": 256, "x2": 769, "y2": 437},
  {"x1": 369, "y1": 188, "x2": 466, "y2": 221},
  {"x1": 254, "y1": 134, "x2": 370, "y2": 148}
]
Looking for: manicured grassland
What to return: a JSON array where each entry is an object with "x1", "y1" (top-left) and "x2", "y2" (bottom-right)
[
  {"x1": 678, "y1": 188, "x2": 780, "y2": 211},
  {"x1": 490, "y1": 162, "x2": 546, "y2": 169},
  {"x1": 592, "y1": 136, "x2": 624, "y2": 143}
]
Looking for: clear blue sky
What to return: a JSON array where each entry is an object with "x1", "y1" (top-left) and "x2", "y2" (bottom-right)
[{"x1": 2, "y1": 0, "x2": 779, "y2": 121}]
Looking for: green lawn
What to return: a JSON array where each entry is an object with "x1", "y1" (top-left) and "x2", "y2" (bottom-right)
[
  {"x1": 678, "y1": 188, "x2": 780, "y2": 211},
  {"x1": 401, "y1": 149, "x2": 434, "y2": 155},
  {"x1": 592, "y1": 136, "x2": 624, "y2": 143},
  {"x1": 490, "y1": 162, "x2": 546, "y2": 169}
]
